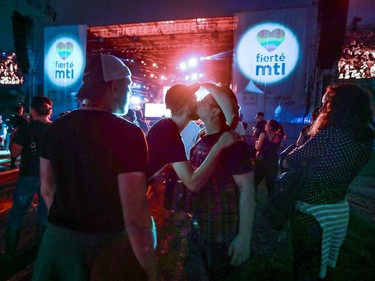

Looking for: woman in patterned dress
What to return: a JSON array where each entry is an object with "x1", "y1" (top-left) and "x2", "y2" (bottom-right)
[{"x1": 284, "y1": 83, "x2": 374, "y2": 281}]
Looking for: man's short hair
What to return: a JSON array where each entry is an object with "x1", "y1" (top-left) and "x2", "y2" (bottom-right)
[
  {"x1": 165, "y1": 83, "x2": 199, "y2": 112},
  {"x1": 15, "y1": 105, "x2": 23, "y2": 112},
  {"x1": 31, "y1": 96, "x2": 52, "y2": 116},
  {"x1": 76, "y1": 54, "x2": 131, "y2": 101}
]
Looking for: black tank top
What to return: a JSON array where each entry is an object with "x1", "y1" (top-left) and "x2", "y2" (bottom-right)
[{"x1": 262, "y1": 133, "x2": 281, "y2": 161}]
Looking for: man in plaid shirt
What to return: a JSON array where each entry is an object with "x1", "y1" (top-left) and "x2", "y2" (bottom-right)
[{"x1": 184, "y1": 83, "x2": 256, "y2": 281}]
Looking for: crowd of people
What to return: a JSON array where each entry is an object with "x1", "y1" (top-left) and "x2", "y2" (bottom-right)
[
  {"x1": 338, "y1": 30, "x2": 375, "y2": 79},
  {"x1": 0, "y1": 52, "x2": 23, "y2": 85},
  {"x1": 0, "y1": 54, "x2": 373, "y2": 281}
]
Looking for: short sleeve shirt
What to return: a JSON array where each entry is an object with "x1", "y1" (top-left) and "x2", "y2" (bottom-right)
[
  {"x1": 13, "y1": 121, "x2": 50, "y2": 176},
  {"x1": 146, "y1": 118, "x2": 187, "y2": 177},
  {"x1": 189, "y1": 131, "x2": 253, "y2": 243},
  {"x1": 42, "y1": 110, "x2": 148, "y2": 234}
]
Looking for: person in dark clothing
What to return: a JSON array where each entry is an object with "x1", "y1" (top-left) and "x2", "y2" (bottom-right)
[
  {"x1": 0, "y1": 115, "x2": 7, "y2": 149},
  {"x1": 9, "y1": 105, "x2": 28, "y2": 168},
  {"x1": 32, "y1": 54, "x2": 157, "y2": 281},
  {"x1": 296, "y1": 107, "x2": 320, "y2": 147},
  {"x1": 0, "y1": 97, "x2": 52, "y2": 262},
  {"x1": 123, "y1": 108, "x2": 140, "y2": 126},
  {"x1": 147, "y1": 83, "x2": 239, "y2": 191},
  {"x1": 254, "y1": 119, "x2": 286, "y2": 198},
  {"x1": 184, "y1": 83, "x2": 255, "y2": 281},
  {"x1": 253, "y1": 111, "x2": 267, "y2": 140},
  {"x1": 284, "y1": 83, "x2": 374, "y2": 281},
  {"x1": 135, "y1": 109, "x2": 150, "y2": 135}
]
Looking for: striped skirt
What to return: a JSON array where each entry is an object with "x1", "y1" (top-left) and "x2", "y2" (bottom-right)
[{"x1": 295, "y1": 199, "x2": 349, "y2": 279}]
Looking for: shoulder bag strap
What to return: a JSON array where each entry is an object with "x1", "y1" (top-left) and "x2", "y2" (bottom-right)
[{"x1": 259, "y1": 133, "x2": 277, "y2": 155}]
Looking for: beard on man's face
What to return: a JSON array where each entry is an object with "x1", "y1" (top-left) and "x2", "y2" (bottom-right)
[{"x1": 115, "y1": 91, "x2": 130, "y2": 115}]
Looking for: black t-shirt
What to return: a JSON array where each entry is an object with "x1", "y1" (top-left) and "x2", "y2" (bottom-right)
[
  {"x1": 13, "y1": 121, "x2": 50, "y2": 176},
  {"x1": 11, "y1": 114, "x2": 28, "y2": 130},
  {"x1": 254, "y1": 119, "x2": 267, "y2": 140},
  {"x1": 146, "y1": 118, "x2": 187, "y2": 178},
  {"x1": 191, "y1": 131, "x2": 253, "y2": 176},
  {"x1": 42, "y1": 110, "x2": 148, "y2": 234}
]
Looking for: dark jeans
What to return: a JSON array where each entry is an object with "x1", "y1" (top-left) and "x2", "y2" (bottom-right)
[
  {"x1": 254, "y1": 159, "x2": 278, "y2": 198},
  {"x1": 33, "y1": 223, "x2": 147, "y2": 281},
  {"x1": 164, "y1": 169, "x2": 187, "y2": 211},
  {"x1": 184, "y1": 227, "x2": 245, "y2": 281},
  {"x1": 291, "y1": 214, "x2": 325, "y2": 281},
  {"x1": 164, "y1": 169, "x2": 178, "y2": 210},
  {"x1": 7, "y1": 175, "x2": 48, "y2": 230}
]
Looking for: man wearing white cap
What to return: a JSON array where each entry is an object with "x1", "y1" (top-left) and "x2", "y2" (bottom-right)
[
  {"x1": 147, "y1": 83, "x2": 239, "y2": 193},
  {"x1": 184, "y1": 83, "x2": 255, "y2": 281},
  {"x1": 33, "y1": 54, "x2": 157, "y2": 281}
]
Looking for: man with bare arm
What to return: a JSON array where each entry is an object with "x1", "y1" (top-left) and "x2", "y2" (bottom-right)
[
  {"x1": 33, "y1": 54, "x2": 157, "y2": 281},
  {"x1": 184, "y1": 83, "x2": 256, "y2": 281}
]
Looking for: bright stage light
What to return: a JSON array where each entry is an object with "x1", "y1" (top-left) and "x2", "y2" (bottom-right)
[
  {"x1": 179, "y1": 62, "x2": 187, "y2": 70},
  {"x1": 131, "y1": 95, "x2": 142, "y2": 105},
  {"x1": 188, "y1": 57, "x2": 198, "y2": 68}
]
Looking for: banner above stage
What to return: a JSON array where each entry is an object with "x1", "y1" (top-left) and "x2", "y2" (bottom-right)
[
  {"x1": 44, "y1": 25, "x2": 87, "y2": 116},
  {"x1": 233, "y1": 7, "x2": 309, "y2": 123}
]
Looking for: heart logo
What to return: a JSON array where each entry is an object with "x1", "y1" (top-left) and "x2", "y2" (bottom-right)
[
  {"x1": 256, "y1": 29, "x2": 285, "y2": 52},
  {"x1": 56, "y1": 42, "x2": 74, "y2": 60}
]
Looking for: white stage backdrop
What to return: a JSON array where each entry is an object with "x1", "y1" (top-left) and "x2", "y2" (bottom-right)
[{"x1": 233, "y1": 7, "x2": 309, "y2": 123}]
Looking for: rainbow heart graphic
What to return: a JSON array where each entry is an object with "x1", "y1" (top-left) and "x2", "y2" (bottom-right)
[
  {"x1": 56, "y1": 42, "x2": 73, "y2": 60},
  {"x1": 256, "y1": 29, "x2": 285, "y2": 52}
]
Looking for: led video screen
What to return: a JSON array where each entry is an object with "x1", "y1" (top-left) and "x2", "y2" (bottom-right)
[
  {"x1": 0, "y1": 52, "x2": 24, "y2": 85},
  {"x1": 338, "y1": 30, "x2": 375, "y2": 79}
]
